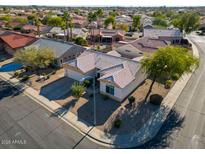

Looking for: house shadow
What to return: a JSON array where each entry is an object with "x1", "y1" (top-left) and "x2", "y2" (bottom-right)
[
  {"x1": 109, "y1": 106, "x2": 184, "y2": 149},
  {"x1": 76, "y1": 94, "x2": 121, "y2": 127}
]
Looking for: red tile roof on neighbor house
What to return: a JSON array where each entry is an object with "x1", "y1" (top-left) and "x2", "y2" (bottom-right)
[{"x1": 0, "y1": 31, "x2": 37, "y2": 49}]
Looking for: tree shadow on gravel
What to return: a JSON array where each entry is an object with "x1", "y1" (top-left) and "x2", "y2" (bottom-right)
[{"x1": 135, "y1": 108, "x2": 185, "y2": 149}]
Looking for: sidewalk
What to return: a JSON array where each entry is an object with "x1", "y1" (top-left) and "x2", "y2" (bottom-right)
[{"x1": 0, "y1": 38, "x2": 199, "y2": 148}]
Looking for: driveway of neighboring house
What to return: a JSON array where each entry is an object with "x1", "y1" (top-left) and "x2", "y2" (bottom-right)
[
  {"x1": 29, "y1": 68, "x2": 65, "y2": 91},
  {"x1": 39, "y1": 77, "x2": 75, "y2": 100}
]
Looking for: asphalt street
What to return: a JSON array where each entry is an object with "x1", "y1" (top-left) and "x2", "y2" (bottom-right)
[
  {"x1": 138, "y1": 34, "x2": 205, "y2": 149},
  {"x1": 0, "y1": 79, "x2": 106, "y2": 149}
]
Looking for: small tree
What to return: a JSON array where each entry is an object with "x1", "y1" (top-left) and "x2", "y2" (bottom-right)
[
  {"x1": 141, "y1": 46, "x2": 199, "y2": 101},
  {"x1": 116, "y1": 23, "x2": 129, "y2": 32},
  {"x1": 48, "y1": 16, "x2": 63, "y2": 27},
  {"x1": 172, "y1": 12, "x2": 200, "y2": 34},
  {"x1": 104, "y1": 16, "x2": 115, "y2": 29},
  {"x1": 132, "y1": 15, "x2": 141, "y2": 31},
  {"x1": 153, "y1": 17, "x2": 168, "y2": 28},
  {"x1": 74, "y1": 37, "x2": 88, "y2": 46},
  {"x1": 14, "y1": 47, "x2": 55, "y2": 71},
  {"x1": 71, "y1": 82, "x2": 86, "y2": 99}
]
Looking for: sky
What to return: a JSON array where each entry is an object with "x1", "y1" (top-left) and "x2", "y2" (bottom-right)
[{"x1": 0, "y1": 0, "x2": 205, "y2": 7}]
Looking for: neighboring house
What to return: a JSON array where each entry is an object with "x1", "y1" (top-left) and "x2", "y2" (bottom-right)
[
  {"x1": 88, "y1": 29, "x2": 125, "y2": 44},
  {"x1": 47, "y1": 27, "x2": 88, "y2": 40},
  {"x1": 130, "y1": 37, "x2": 171, "y2": 53},
  {"x1": 114, "y1": 37, "x2": 170, "y2": 55},
  {"x1": 73, "y1": 19, "x2": 87, "y2": 28},
  {"x1": 0, "y1": 31, "x2": 37, "y2": 55},
  {"x1": 115, "y1": 15, "x2": 133, "y2": 30},
  {"x1": 140, "y1": 15, "x2": 153, "y2": 32},
  {"x1": 110, "y1": 44, "x2": 143, "y2": 59},
  {"x1": 26, "y1": 38, "x2": 86, "y2": 66},
  {"x1": 143, "y1": 28, "x2": 183, "y2": 44},
  {"x1": 0, "y1": 21, "x2": 6, "y2": 28},
  {"x1": 6, "y1": 21, "x2": 22, "y2": 29},
  {"x1": 22, "y1": 24, "x2": 52, "y2": 36},
  {"x1": 71, "y1": 13, "x2": 88, "y2": 28},
  {"x1": 63, "y1": 50, "x2": 145, "y2": 102}
]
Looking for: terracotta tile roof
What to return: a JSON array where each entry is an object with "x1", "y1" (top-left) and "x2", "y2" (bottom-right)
[
  {"x1": 7, "y1": 21, "x2": 22, "y2": 28},
  {"x1": 0, "y1": 31, "x2": 37, "y2": 49}
]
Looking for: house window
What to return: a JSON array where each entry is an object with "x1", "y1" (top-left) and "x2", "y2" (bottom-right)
[{"x1": 106, "y1": 85, "x2": 114, "y2": 95}]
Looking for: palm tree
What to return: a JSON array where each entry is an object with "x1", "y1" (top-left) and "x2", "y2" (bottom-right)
[
  {"x1": 62, "y1": 11, "x2": 70, "y2": 41},
  {"x1": 34, "y1": 12, "x2": 41, "y2": 37},
  {"x1": 87, "y1": 12, "x2": 97, "y2": 46},
  {"x1": 95, "y1": 8, "x2": 104, "y2": 44},
  {"x1": 68, "y1": 17, "x2": 74, "y2": 41},
  {"x1": 61, "y1": 21, "x2": 66, "y2": 41}
]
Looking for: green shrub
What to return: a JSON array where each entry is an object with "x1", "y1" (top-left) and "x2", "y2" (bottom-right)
[
  {"x1": 83, "y1": 80, "x2": 90, "y2": 87},
  {"x1": 171, "y1": 73, "x2": 180, "y2": 80},
  {"x1": 149, "y1": 94, "x2": 163, "y2": 105},
  {"x1": 165, "y1": 80, "x2": 173, "y2": 89},
  {"x1": 114, "y1": 119, "x2": 122, "y2": 128},
  {"x1": 13, "y1": 26, "x2": 22, "y2": 31},
  {"x1": 71, "y1": 82, "x2": 86, "y2": 98},
  {"x1": 74, "y1": 37, "x2": 88, "y2": 46},
  {"x1": 128, "y1": 96, "x2": 135, "y2": 104}
]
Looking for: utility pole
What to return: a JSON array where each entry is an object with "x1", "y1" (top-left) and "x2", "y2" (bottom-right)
[{"x1": 93, "y1": 72, "x2": 96, "y2": 126}]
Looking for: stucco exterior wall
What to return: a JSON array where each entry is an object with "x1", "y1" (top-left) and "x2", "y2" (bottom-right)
[
  {"x1": 65, "y1": 68, "x2": 95, "y2": 82},
  {"x1": 100, "y1": 70, "x2": 146, "y2": 102}
]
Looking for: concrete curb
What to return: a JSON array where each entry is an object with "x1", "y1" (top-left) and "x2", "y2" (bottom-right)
[{"x1": 0, "y1": 37, "x2": 199, "y2": 148}]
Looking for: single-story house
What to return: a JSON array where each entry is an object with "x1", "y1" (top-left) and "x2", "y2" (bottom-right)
[
  {"x1": 88, "y1": 29, "x2": 125, "y2": 44},
  {"x1": 6, "y1": 21, "x2": 22, "y2": 29},
  {"x1": 143, "y1": 28, "x2": 183, "y2": 44},
  {"x1": 0, "y1": 21, "x2": 6, "y2": 28},
  {"x1": 140, "y1": 15, "x2": 153, "y2": 32},
  {"x1": 63, "y1": 50, "x2": 145, "y2": 102},
  {"x1": 108, "y1": 44, "x2": 144, "y2": 59},
  {"x1": 47, "y1": 27, "x2": 88, "y2": 40},
  {"x1": 26, "y1": 38, "x2": 86, "y2": 66},
  {"x1": 115, "y1": 15, "x2": 133, "y2": 30},
  {"x1": 114, "y1": 37, "x2": 170, "y2": 55},
  {"x1": 71, "y1": 13, "x2": 88, "y2": 28},
  {"x1": 21, "y1": 24, "x2": 52, "y2": 36},
  {"x1": 0, "y1": 31, "x2": 37, "y2": 55}
]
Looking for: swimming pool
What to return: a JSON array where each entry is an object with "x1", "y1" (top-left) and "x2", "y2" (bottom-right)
[{"x1": 0, "y1": 62, "x2": 23, "y2": 72}]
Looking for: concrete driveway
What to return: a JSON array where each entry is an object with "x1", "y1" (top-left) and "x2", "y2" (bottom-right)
[{"x1": 39, "y1": 77, "x2": 75, "y2": 100}]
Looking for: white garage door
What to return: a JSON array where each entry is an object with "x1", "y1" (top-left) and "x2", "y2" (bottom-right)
[{"x1": 65, "y1": 69, "x2": 86, "y2": 81}]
